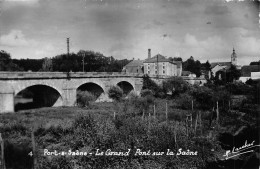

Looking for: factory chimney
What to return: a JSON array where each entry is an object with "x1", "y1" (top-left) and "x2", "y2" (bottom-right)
[{"x1": 148, "y1": 49, "x2": 151, "y2": 59}]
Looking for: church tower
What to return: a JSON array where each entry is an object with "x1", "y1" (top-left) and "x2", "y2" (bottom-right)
[{"x1": 231, "y1": 48, "x2": 237, "y2": 65}]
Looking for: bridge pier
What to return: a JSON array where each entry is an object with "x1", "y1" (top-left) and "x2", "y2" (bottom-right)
[
  {"x1": 0, "y1": 86, "x2": 14, "y2": 113},
  {"x1": 62, "y1": 88, "x2": 77, "y2": 106}
]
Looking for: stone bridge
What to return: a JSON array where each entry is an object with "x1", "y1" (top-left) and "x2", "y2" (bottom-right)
[
  {"x1": 0, "y1": 72, "x2": 206, "y2": 113},
  {"x1": 0, "y1": 72, "x2": 144, "y2": 113}
]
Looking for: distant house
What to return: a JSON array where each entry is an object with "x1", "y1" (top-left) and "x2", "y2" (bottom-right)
[
  {"x1": 182, "y1": 71, "x2": 196, "y2": 77},
  {"x1": 122, "y1": 49, "x2": 182, "y2": 76},
  {"x1": 210, "y1": 48, "x2": 240, "y2": 79},
  {"x1": 123, "y1": 59, "x2": 144, "y2": 73},
  {"x1": 239, "y1": 65, "x2": 260, "y2": 82},
  {"x1": 143, "y1": 53, "x2": 178, "y2": 76}
]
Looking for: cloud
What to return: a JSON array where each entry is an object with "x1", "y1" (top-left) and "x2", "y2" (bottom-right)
[
  {"x1": 204, "y1": 4, "x2": 230, "y2": 15},
  {"x1": 0, "y1": 30, "x2": 37, "y2": 47},
  {"x1": 4, "y1": 0, "x2": 39, "y2": 3},
  {"x1": 2, "y1": 0, "x2": 39, "y2": 9}
]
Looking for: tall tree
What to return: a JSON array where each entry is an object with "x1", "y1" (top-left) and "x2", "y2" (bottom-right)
[
  {"x1": 0, "y1": 50, "x2": 22, "y2": 71},
  {"x1": 183, "y1": 56, "x2": 201, "y2": 77},
  {"x1": 227, "y1": 64, "x2": 241, "y2": 82},
  {"x1": 41, "y1": 57, "x2": 53, "y2": 71}
]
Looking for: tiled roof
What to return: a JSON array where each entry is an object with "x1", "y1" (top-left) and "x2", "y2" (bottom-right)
[
  {"x1": 241, "y1": 65, "x2": 260, "y2": 77},
  {"x1": 210, "y1": 62, "x2": 231, "y2": 68},
  {"x1": 143, "y1": 54, "x2": 175, "y2": 64},
  {"x1": 125, "y1": 60, "x2": 144, "y2": 67}
]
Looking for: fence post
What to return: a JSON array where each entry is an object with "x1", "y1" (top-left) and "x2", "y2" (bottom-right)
[
  {"x1": 165, "y1": 102, "x2": 168, "y2": 123},
  {"x1": 113, "y1": 112, "x2": 116, "y2": 120},
  {"x1": 153, "y1": 104, "x2": 156, "y2": 120},
  {"x1": 216, "y1": 101, "x2": 219, "y2": 124},
  {"x1": 31, "y1": 129, "x2": 38, "y2": 169},
  {"x1": 195, "y1": 113, "x2": 198, "y2": 134},
  {"x1": 0, "y1": 133, "x2": 6, "y2": 169},
  {"x1": 174, "y1": 122, "x2": 178, "y2": 148}
]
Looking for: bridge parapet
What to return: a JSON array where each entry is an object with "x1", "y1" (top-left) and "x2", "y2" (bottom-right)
[{"x1": 0, "y1": 72, "x2": 144, "y2": 79}]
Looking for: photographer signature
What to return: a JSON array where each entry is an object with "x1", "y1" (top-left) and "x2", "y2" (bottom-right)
[{"x1": 223, "y1": 140, "x2": 260, "y2": 160}]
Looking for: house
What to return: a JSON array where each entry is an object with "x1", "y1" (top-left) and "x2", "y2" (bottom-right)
[
  {"x1": 123, "y1": 59, "x2": 143, "y2": 73},
  {"x1": 122, "y1": 49, "x2": 182, "y2": 77},
  {"x1": 143, "y1": 53, "x2": 178, "y2": 76},
  {"x1": 239, "y1": 65, "x2": 260, "y2": 82},
  {"x1": 210, "y1": 48, "x2": 240, "y2": 79}
]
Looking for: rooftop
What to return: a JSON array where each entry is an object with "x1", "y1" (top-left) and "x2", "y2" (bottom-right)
[
  {"x1": 241, "y1": 65, "x2": 260, "y2": 77},
  {"x1": 210, "y1": 62, "x2": 231, "y2": 68},
  {"x1": 124, "y1": 60, "x2": 144, "y2": 67},
  {"x1": 143, "y1": 54, "x2": 175, "y2": 64}
]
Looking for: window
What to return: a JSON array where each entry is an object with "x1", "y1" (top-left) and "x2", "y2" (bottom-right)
[
  {"x1": 155, "y1": 70, "x2": 157, "y2": 74},
  {"x1": 163, "y1": 70, "x2": 165, "y2": 74},
  {"x1": 148, "y1": 71, "x2": 150, "y2": 74},
  {"x1": 163, "y1": 66, "x2": 165, "y2": 69}
]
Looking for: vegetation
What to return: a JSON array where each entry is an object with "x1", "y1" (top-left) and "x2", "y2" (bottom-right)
[
  {"x1": 0, "y1": 68, "x2": 259, "y2": 169},
  {"x1": 182, "y1": 56, "x2": 202, "y2": 77},
  {"x1": 162, "y1": 76, "x2": 190, "y2": 97},
  {"x1": 0, "y1": 50, "x2": 23, "y2": 71},
  {"x1": 76, "y1": 91, "x2": 96, "y2": 108},
  {"x1": 1, "y1": 50, "x2": 131, "y2": 72},
  {"x1": 108, "y1": 86, "x2": 124, "y2": 102}
]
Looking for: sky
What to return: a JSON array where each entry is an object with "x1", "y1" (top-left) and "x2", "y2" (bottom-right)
[{"x1": 0, "y1": 0, "x2": 259, "y2": 65}]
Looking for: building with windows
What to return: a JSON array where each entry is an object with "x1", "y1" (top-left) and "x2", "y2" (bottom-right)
[
  {"x1": 239, "y1": 64, "x2": 260, "y2": 82},
  {"x1": 210, "y1": 48, "x2": 240, "y2": 78},
  {"x1": 122, "y1": 59, "x2": 144, "y2": 73},
  {"x1": 143, "y1": 53, "x2": 178, "y2": 76},
  {"x1": 122, "y1": 49, "x2": 182, "y2": 76}
]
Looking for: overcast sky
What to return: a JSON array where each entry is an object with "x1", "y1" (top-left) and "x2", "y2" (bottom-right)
[{"x1": 0, "y1": 0, "x2": 259, "y2": 65}]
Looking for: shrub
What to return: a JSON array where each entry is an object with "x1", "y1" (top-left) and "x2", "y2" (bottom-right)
[
  {"x1": 225, "y1": 81, "x2": 252, "y2": 95},
  {"x1": 108, "y1": 86, "x2": 123, "y2": 102},
  {"x1": 162, "y1": 77, "x2": 190, "y2": 97},
  {"x1": 175, "y1": 93, "x2": 194, "y2": 110},
  {"x1": 140, "y1": 89, "x2": 154, "y2": 97},
  {"x1": 76, "y1": 91, "x2": 96, "y2": 107},
  {"x1": 142, "y1": 75, "x2": 164, "y2": 98},
  {"x1": 190, "y1": 85, "x2": 214, "y2": 110}
]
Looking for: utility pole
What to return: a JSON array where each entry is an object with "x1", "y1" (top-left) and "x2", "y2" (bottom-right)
[
  {"x1": 66, "y1": 37, "x2": 70, "y2": 73},
  {"x1": 67, "y1": 38, "x2": 70, "y2": 57},
  {"x1": 0, "y1": 133, "x2": 6, "y2": 169},
  {"x1": 82, "y1": 53, "x2": 85, "y2": 72},
  {"x1": 157, "y1": 54, "x2": 159, "y2": 78}
]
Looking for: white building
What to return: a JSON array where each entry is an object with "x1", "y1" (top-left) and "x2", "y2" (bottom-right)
[{"x1": 143, "y1": 53, "x2": 178, "y2": 76}]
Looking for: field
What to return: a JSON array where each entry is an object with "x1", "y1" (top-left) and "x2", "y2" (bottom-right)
[{"x1": 0, "y1": 98, "x2": 259, "y2": 169}]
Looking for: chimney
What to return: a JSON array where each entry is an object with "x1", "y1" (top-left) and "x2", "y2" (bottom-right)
[{"x1": 148, "y1": 49, "x2": 151, "y2": 59}]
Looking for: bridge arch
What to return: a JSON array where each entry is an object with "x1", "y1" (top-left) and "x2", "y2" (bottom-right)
[
  {"x1": 14, "y1": 84, "x2": 63, "y2": 111},
  {"x1": 117, "y1": 81, "x2": 134, "y2": 95},
  {"x1": 14, "y1": 81, "x2": 63, "y2": 96},
  {"x1": 76, "y1": 82, "x2": 105, "y2": 101}
]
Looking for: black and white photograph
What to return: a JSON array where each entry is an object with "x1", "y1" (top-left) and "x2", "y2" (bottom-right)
[{"x1": 0, "y1": 0, "x2": 259, "y2": 168}]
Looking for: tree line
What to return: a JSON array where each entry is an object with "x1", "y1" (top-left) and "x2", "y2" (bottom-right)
[{"x1": 0, "y1": 50, "x2": 131, "y2": 72}]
